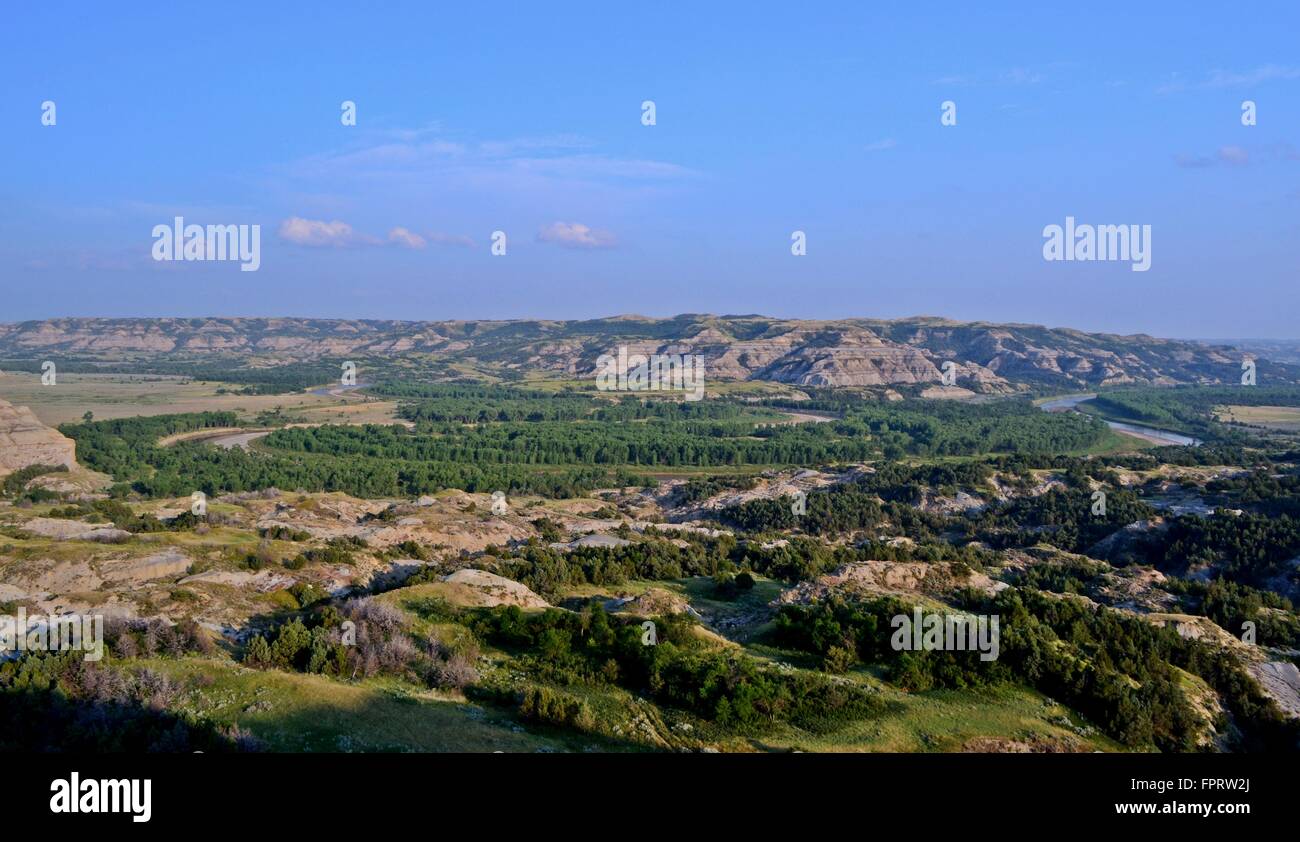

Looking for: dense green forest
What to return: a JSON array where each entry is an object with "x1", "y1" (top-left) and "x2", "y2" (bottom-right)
[
  {"x1": 53, "y1": 387, "x2": 1118, "y2": 502},
  {"x1": 266, "y1": 419, "x2": 878, "y2": 468},
  {"x1": 61, "y1": 412, "x2": 643, "y2": 498},
  {"x1": 374, "y1": 383, "x2": 769, "y2": 424},
  {"x1": 851, "y1": 398, "x2": 1109, "y2": 457},
  {"x1": 274, "y1": 394, "x2": 1111, "y2": 470}
]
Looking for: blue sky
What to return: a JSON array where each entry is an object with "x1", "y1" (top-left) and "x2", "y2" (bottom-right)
[{"x1": 3, "y1": 1, "x2": 1298, "y2": 338}]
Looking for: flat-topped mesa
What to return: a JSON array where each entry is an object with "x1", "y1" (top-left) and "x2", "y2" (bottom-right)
[{"x1": 0, "y1": 399, "x2": 77, "y2": 476}]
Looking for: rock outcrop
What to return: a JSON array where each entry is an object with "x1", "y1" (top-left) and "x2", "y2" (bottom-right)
[
  {"x1": 0, "y1": 399, "x2": 77, "y2": 476},
  {"x1": 776, "y1": 560, "x2": 1008, "y2": 604},
  {"x1": 99, "y1": 548, "x2": 193, "y2": 583},
  {"x1": 440, "y1": 569, "x2": 549, "y2": 608}
]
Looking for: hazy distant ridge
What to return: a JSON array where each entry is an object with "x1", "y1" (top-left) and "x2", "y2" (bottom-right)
[{"x1": 0, "y1": 315, "x2": 1291, "y2": 389}]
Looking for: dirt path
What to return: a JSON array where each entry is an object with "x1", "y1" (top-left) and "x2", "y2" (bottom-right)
[
  {"x1": 160, "y1": 418, "x2": 414, "y2": 451},
  {"x1": 206, "y1": 430, "x2": 274, "y2": 450},
  {"x1": 156, "y1": 427, "x2": 251, "y2": 447},
  {"x1": 772, "y1": 410, "x2": 837, "y2": 425}
]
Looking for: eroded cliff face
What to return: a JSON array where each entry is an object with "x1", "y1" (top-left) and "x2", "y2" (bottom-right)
[{"x1": 0, "y1": 399, "x2": 77, "y2": 476}]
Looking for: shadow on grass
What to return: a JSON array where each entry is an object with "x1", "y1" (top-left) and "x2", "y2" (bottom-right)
[{"x1": 0, "y1": 686, "x2": 248, "y2": 752}]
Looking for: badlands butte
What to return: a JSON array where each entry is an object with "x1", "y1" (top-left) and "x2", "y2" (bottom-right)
[
  {"x1": 0, "y1": 313, "x2": 1291, "y2": 389},
  {"x1": 0, "y1": 399, "x2": 76, "y2": 475},
  {"x1": 1, "y1": 313, "x2": 1299, "y2": 753}
]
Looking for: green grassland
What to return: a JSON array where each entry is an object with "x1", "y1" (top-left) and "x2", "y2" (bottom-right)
[
  {"x1": 750, "y1": 680, "x2": 1123, "y2": 753},
  {"x1": 139, "y1": 656, "x2": 594, "y2": 752},
  {"x1": 0, "y1": 372, "x2": 388, "y2": 427},
  {"x1": 131, "y1": 568, "x2": 1124, "y2": 753}
]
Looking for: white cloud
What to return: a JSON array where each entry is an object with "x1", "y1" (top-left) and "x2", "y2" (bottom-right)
[
  {"x1": 278, "y1": 217, "x2": 371, "y2": 247},
  {"x1": 279, "y1": 218, "x2": 475, "y2": 250},
  {"x1": 269, "y1": 131, "x2": 695, "y2": 252},
  {"x1": 387, "y1": 227, "x2": 427, "y2": 249},
  {"x1": 536, "y1": 221, "x2": 616, "y2": 249}
]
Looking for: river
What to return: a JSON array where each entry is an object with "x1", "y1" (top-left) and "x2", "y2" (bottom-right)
[{"x1": 1039, "y1": 393, "x2": 1201, "y2": 447}]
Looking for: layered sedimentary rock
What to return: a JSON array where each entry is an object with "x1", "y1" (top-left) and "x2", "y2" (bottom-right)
[
  {"x1": 0, "y1": 399, "x2": 77, "y2": 475},
  {"x1": 0, "y1": 314, "x2": 1287, "y2": 389}
]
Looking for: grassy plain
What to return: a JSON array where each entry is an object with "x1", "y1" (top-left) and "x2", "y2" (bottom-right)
[
  {"x1": 1216, "y1": 404, "x2": 1300, "y2": 431},
  {"x1": 0, "y1": 372, "x2": 401, "y2": 426},
  {"x1": 140, "y1": 657, "x2": 593, "y2": 752}
]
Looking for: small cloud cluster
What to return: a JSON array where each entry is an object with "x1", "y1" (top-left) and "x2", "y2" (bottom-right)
[
  {"x1": 536, "y1": 221, "x2": 617, "y2": 249},
  {"x1": 278, "y1": 216, "x2": 618, "y2": 251},
  {"x1": 278, "y1": 217, "x2": 369, "y2": 247},
  {"x1": 279, "y1": 217, "x2": 474, "y2": 249},
  {"x1": 386, "y1": 227, "x2": 426, "y2": 249}
]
